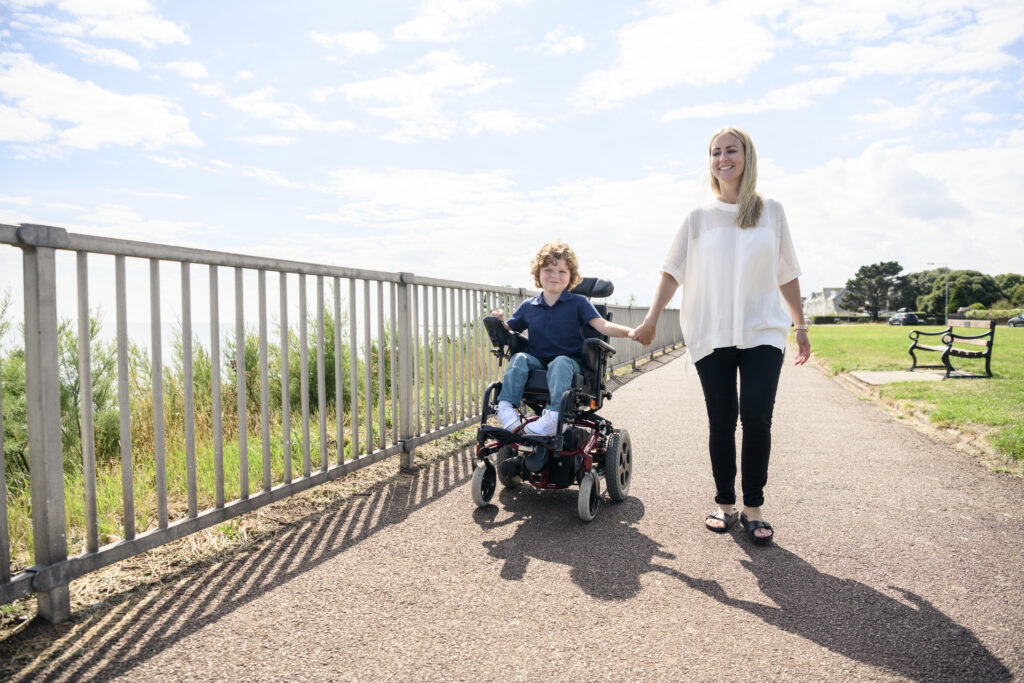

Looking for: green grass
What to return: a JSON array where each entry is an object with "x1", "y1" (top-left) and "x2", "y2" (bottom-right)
[{"x1": 810, "y1": 324, "x2": 1024, "y2": 461}]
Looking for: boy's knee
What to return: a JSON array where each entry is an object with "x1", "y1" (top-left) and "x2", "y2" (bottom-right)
[{"x1": 509, "y1": 353, "x2": 532, "y2": 368}]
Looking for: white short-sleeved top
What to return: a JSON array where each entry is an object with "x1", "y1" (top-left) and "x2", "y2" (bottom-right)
[{"x1": 660, "y1": 197, "x2": 801, "y2": 370}]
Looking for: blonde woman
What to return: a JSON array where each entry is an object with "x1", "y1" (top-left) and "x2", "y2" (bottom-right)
[{"x1": 631, "y1": 127, "x2": 810, "y2": 545}]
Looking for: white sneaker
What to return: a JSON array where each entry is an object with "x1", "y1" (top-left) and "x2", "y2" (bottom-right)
[
  {"x1": 496, "y1": 401, "x2": 523, "y2": 432},
  {"x1": 524, "y1": 409, "x2": 559, "y2": 436}
]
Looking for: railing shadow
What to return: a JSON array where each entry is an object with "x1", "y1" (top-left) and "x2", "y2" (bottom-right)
[
  {"x1": 2, "y1": 446, "x2": 478, "y2": 681},
  {"x1": 660, "y1": 540, "x2": 1011, "y2": 681}
]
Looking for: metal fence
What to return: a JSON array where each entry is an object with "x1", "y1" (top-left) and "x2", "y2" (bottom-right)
[{"x1": 0, "y1": 223, "x2": 683, "y2": 622}]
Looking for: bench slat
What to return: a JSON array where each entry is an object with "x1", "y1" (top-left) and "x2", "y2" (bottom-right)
[
  {"x1": 952, "y1": 320, "x2": 996, "y2": 330},
  {"x1": 916, "y1": 344, "x2": 947, "y2": 352},
  {"x1": 951, "y1": 337, "x2": 991, "y2": 347},
  {"x1": 949, "y1": 349, "x2": 987, "y2": 358}
]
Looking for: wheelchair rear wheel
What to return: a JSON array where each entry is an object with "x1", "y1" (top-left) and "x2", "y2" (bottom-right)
[
  {"x1": 604, "y1": 429, "x2": 632, "y2": 502},
  {"x1": 495, "y1": 445, "x2": 522, "y2": 488},
  {"x1": 578, "y1": 470, "x2": 601, "y2": 522},
  {"x1": 471, "y1": 460, "x2": 496, "y2": 507}
]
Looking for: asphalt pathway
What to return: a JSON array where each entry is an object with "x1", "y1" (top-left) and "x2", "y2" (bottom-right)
[{"x1": 13, "y1": 353, "x2": 1024, "y2": 681}]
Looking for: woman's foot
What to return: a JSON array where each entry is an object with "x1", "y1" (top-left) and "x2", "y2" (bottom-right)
[
  {"x1": 740, "y1": 507, "x2": 774, "y2": 545},
  {"x1": 704, "y1": 506, "x2": 739, "y2": 533}
]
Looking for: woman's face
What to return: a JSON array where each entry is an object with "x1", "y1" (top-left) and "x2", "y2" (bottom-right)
[{"x1": 710, "y1": 133, "x2": 745, "y2": 187}]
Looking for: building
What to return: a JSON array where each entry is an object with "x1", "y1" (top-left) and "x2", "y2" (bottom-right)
[{"x1": 804, "y1": 287, "x2": 851, "y2": 316}]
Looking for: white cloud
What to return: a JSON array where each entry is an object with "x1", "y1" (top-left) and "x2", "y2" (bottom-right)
[
  {"x1": 764, "y1": 134, "x2": 1024, "y2": 293},
  {"x1": 466, "y1": 109, "x2": 542, "y2": 135},
  {"x1": 572, "y1": 1, "x2": 778, "y2": 109},
  {"x1": 236, "y1": 134, "x2": 299, "y2": 146},
  {"x1": 338, "y1": 50, "x2": 506, "y2": 142},
  {"x1": 225, "y1": 86, "x2": 356, "y2": 132},
  {"x1": 310, "y1": 30, "x2": 384, "y2": 55},
  {"x1": 57, "y1": 36, "x2": 139, "y2": 69},
  {"x1": 0, "y1": 52, "x2": 201, "y2": 150},
  {"x1": 11, "y1": 0, "x2": 189, "y2": 48},
  {"x1": 393, "y1": 0, "x2": 515, "y2": 43},
  {"x1": 662, "y1": 77, "x2": 845, "y2": 121},
  {"x1": 0, "y1": 102, "x2": 54, "y2": 141},
  {"x1": 539, "y1": 27, "x2": 586, "y2": 56},
  {"x1": 830, "y1": 3, "x2": 1024, "y2": 77},
  {"x1": 852, "y1": 78, "x2": 997, "y2": 130},
  {"x1": 233, "y1": 70, "x2": 255, "y2": 82},
  {"x1": 166, "y1": 60, "x2": 208, "y2": 80},
  {"x1": 0, "y1": 195, "x2": 32, "y2": 206},
  {"x1": 963, "y1": 111, "x2": 995, "y2": 124}
]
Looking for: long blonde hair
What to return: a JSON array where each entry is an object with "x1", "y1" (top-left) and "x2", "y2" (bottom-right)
[{"x1": 709, "y1": 126, "x2": 763, "y2": 229}]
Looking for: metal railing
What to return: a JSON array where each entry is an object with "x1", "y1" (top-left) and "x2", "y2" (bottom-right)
[{"x1": 0, "y1": 223, "x2": 683, "y2": 622}]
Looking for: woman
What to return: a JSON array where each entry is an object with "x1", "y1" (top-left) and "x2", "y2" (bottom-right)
[{"x1": 631, "y1": 127, "x2": 810, "y2": 545}]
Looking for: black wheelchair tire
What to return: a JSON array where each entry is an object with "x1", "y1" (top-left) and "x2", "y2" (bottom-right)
[
  {"x1": 604, "y1": 429, "x2": 633, "y2": 502},
  {"x1": 471, "y1": 460, "x2": 496, "y2": 507},
  {"x1": 495, "y1": 445, "x2": 522, "y2": 488}
]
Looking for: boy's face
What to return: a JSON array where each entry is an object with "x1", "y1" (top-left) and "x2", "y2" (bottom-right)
[{"x1": 539, "y1": 258, "x2": 571, "y2": 296}]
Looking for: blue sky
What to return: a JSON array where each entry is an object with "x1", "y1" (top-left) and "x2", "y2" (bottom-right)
[{"x1": 2, "y1": 0, "x2": 1023, "y2": 313}]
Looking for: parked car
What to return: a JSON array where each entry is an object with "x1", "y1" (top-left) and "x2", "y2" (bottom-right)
[
  {"x1": 888, "y1": 312, "x2": 921, "y2": 326},
  {"x1": 1009, "y1": 314, "x2": 1024, "y2": 327}
]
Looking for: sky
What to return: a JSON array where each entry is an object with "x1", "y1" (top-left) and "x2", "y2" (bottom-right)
[{"x1": 2, "y1": 0, "x2": 1024, "y2": 316}]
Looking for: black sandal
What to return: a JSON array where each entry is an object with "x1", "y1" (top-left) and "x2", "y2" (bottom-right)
[
  {"x1": 705, "y1": 509, "x2": 739, "y2": 533},
  {"x1": 740, "y1": 512, "x2": 774, "y2": 545}
]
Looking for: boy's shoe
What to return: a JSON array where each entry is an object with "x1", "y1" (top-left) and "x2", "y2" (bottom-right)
[
  {"x1": 524, "y1": 409, "x2": 559, "y2": 436},
  {"x1": 496, "y1": 401, "x2": 523, "y2": 432}
]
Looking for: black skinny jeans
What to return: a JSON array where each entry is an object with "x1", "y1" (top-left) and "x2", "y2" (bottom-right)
[{"x1": 694, "y1": 345, "x2": 784, "y2": 509}]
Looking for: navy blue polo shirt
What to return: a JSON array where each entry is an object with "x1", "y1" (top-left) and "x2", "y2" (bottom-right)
[{"x1": 506, "y1": 290, "x2": 600, "y2": 362}]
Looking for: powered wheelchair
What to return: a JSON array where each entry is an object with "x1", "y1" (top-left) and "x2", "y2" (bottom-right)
[{"x1": 470, "y1": 277, "x2": 633, "y2": 522}]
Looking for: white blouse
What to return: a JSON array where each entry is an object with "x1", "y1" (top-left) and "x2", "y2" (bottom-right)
[{"x1": 660, "y1": 197, "x2": 801, "y2": 371}]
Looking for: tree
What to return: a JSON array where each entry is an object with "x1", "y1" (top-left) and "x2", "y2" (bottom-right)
[
  {"x1": 1011, "y1": 282, "x2": 1024, "y2": 307},
  {"x1": 843, "y1": 261, "x2": 904, "y2": 320},
  {"x1": 917, "y1": 270, "x2": 1001, "y2": 314},
  {"x1": 994, "y1": 273, "x2": 1024, "y2": 301}
]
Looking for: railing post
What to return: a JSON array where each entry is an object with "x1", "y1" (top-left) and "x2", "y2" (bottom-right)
[
  {"x1": 17, "y1": 224, "x2": 71, "y2": 623},
  {"x1": 398, "y1": 273, "x2": 415, "y2": 470}
]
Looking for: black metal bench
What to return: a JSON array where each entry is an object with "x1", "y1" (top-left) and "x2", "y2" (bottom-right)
[{"x1": 908, "y1": 319, "x2": 995, "y2": 379}]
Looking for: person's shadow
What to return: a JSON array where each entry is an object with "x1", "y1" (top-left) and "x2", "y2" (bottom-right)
[
  {"x1": 475, "y1": 490, "x2": 1010, "y2": 680},
  {"x1": 475, "y1": 488, "x2": 673, "y2": 600},
  {"x1": 663, "y1": 541, "x2": 1012, "y2": 681}
]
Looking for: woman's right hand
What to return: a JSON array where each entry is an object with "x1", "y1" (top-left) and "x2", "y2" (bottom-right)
[
  {"x1": 490, "y1": 308, "x2": 504, "y2": 319},
  {"x1": 631, "y1": 319, "x2": 657, "y2": 346}
]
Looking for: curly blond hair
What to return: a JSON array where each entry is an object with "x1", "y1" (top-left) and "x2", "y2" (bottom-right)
[{"x1": 530, "y1": 240, "x2": 583, "y2": 289}]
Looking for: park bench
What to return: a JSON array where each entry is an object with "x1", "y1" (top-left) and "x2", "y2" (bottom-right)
[{"x1": 908, "y1": 319, "x2": 995, "y2": 379}]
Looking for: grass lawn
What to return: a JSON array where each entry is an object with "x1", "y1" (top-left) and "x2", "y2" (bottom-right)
[{"x1": 809, "y1": 324, "x2": 1024, "y2": 462}]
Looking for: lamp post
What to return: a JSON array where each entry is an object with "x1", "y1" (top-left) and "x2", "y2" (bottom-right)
[{"x1": 927, "y1": 262, "x2": 949, "y2": 324}]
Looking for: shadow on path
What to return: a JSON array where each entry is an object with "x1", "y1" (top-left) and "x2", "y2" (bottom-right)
[
  {"x1": 475, "y1": 489, "x2": 675, "y2": 601},
  {"x1": 2, "y1": 447, "x2": 478, "y2": 682},
  {"x1": 663, "y1": 539, "x2": 1011, "y2": 682},
  {"x1": 475, "y1": 489, "x2": 1008, "y2": 680}
]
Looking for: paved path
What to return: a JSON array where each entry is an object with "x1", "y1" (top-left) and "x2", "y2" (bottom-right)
[{"x1": 13, "y1": 354, "x2": 1024, "y2": 681}]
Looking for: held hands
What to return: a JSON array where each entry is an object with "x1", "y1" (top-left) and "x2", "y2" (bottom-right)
[
  {"x1": 490, "y1": 308, "x2": 503, "y2": 319},
  {"x1": 630, "y1": 320, "x2": 657, "y2": 346}
]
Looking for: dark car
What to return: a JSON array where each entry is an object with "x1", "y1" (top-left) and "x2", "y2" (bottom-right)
[
  {"x1": 888, "y1": 312, "x2": 921, "y2": 326},
  {"x1": 1009, "y1": 314, "x2": 1024, "y2": 327}
]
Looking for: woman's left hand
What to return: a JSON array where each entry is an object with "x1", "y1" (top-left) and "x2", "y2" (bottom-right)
[{"x1": 793, "y1": 329, "x2": 810, "y2": 365}]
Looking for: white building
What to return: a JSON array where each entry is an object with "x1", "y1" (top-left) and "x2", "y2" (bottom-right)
[{"x1": 804, "y1": 287, "x2": 851, "y2": 316}]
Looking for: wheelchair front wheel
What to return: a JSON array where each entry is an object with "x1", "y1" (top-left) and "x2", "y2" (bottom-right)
[
  {"x1": 471, "y1": 460, "x2": 496, "y2": 507},
  {"x1": 578, "y1": 470, "x2": 601, "y2": 522},
  {"x1": 495, "y1": 445, "x2": 522, "y2": 488},
  {"x1": 604, "y1": 429, "x2": 632, "y2": 502}
]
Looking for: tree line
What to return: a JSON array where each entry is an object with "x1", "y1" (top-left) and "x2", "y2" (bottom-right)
[{"x1": 842, "y1": 262, "x2": 1024, "y2": 320}]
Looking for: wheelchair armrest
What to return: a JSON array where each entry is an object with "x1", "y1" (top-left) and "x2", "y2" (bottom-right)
[{"x1": 582, "y1": 337, "x2": 615, "y2": 374}]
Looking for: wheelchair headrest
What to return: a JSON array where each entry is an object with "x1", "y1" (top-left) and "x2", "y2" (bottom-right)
[{"x1": 571, "y1": 277, "x2": 614, "y2": 299}]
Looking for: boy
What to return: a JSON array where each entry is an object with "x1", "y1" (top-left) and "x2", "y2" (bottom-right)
[{"x1": 493, "y1": 240, "x2": 635, "y2": 436}]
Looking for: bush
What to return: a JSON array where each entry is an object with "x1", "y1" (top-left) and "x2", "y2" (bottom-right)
[{"x1": 811, "y1": 315, "x2": 873, "y2": 324}]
